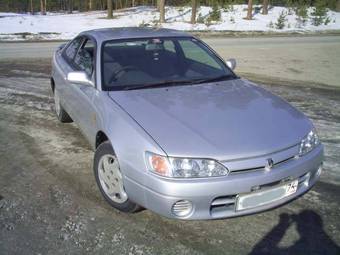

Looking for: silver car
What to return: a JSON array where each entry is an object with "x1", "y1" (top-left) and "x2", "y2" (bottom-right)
[{"x1": 51, "y1": 27, "x2": 324, "y2": 220}]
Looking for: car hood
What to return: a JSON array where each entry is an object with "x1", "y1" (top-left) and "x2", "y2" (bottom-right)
[{"x1": 108, "y1": 79, "x2": 312, "y2": 161}]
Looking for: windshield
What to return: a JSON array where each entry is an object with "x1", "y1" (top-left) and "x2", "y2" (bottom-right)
[{"x1": 102, "y1": 37, "x2": 236, "y2": 90}]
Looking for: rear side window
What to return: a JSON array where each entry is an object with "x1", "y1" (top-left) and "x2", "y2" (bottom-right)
[{"x1": 64, "y1": 37, "x2": 83, "y2": 61}]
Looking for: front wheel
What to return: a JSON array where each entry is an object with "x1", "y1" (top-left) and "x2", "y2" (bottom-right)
[{"x1": 94, "y1": 141, "x2": 140, "y2": 213}]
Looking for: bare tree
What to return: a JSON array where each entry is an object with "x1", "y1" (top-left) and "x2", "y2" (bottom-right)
[
  {"x1": 67, "y1": 0, "x2": 73, "y2": 13},
  {"x1": 89, "y1": 0, "x2": 93, "y2": 10},
  {"x1": 191, "y1": 0, "x2": 198, "y2": 24},
  {"x1": 245, "y1": 0, "x2": 253, "y2": 20},
  {"x1": 40, "y1": 0, "x2": 46, "y2": 15},
  {"x1": 117, "y1": 0, "x2": 123, "y2": 9},
  {"x1": 107, "y1": 0, "x2": 113, "y2": 18},
  {"x1": 30, "y1": 0, "x2": 34, "y2": 14},
  {"x1": 159, "y1": 0, "x2": 165, "y2": 23},
  {"x1": 262, "y1": 0, "x2": 268, "y2": 15}
]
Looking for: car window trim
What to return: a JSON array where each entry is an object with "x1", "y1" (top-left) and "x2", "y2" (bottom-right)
[{"x1": 84, "y1": 35, "x2": 98, "y2": 89}]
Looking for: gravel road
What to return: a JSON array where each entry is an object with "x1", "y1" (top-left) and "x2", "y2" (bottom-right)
[{"x1": 0, "y1": 37, "x2": 340, "y2": 255}]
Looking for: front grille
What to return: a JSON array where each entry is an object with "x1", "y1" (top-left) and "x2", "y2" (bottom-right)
[
  {"x1": 229, "y1": 166, "x2": 264, "y2": 175},
  {"x1": 222, "y1": 144, "x2": 300, "y2": 175},
  {"x1": 228, "y1": 155, "x2": 296, "y2": 175},
  {"x1": 210, "y1": 195, "x2": 237, "y2": 217},
  {"x1": 275, "y1": 156, "x2": 296, "y2": 167}
]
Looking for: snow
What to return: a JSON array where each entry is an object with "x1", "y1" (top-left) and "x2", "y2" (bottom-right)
[{"x1": 0, "y1": 5, "x2": 339, "y2": 41}]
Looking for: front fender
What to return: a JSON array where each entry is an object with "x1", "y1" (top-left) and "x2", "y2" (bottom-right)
[{"x1": 93, "y1": 93, "x2": 165, "y2": 201}]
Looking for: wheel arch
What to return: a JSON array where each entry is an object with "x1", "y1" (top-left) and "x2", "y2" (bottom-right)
[
  {"x1": 95, "y1": 130, "x2": 109, "y2": 149},
  {"x1": 50, "y1": 77, "x2": 55, "y2": 93}
]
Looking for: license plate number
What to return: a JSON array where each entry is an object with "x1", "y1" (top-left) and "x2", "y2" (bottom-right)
[{"x1": 236, "y1": 180, "x2": 299, "y2": 211}]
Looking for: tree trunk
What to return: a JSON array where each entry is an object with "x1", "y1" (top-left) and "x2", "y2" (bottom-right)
[
  {"x1": 262, "y1": 0, "x2": 268, "y2": 15},
  {"x1": 107, "y1": 0, "x2": 113, "y2": 18},
  {"x1": 44, "y1": 0, "x2": 47, "y2": 13},
  {"x1": 132, "y1": 0, "x2": 135, "y2": 7},
  {"x1": 89, "y1": 0, "x2": 93, "y2": 10},
  {"x1": 40, "y1": 0, "x2": 46, "y2": 15},
  {"x1": 191, "y1": 0, "x2": 198, "y2": 24},
  {"x1": 245, "y1": 0, "x2": 253, "y2": 20},
  {"x1": 336, "y1": 0, "x2": 340, "y2": 12},
  {"x1": 68, "y1": 0, "x2": 73, "y2": 14},
  {"x1": 30, "y1": 0, "x2": 34, "y2": 14},
  {"x1": 159, "y1": 0, "x2": 165, "y2": 23}
]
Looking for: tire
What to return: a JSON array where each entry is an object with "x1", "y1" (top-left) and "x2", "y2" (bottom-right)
[
  {"x1": 53, "y1": 89, "x2": 73, "y2": 123},
  {"x1": 94, "y1": 141, "x2": 141, "y2": 213}
]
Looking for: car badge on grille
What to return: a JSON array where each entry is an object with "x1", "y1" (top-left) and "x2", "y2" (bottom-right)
[{"x1": 265, "y1": 158, "x2": 274, "y2": 171}]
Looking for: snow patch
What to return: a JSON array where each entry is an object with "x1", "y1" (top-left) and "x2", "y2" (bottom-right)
[{"x1": 0, "y1": 5, "x2": 339, "y2": 41}]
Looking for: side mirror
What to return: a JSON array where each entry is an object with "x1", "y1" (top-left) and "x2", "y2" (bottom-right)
[
  {"x1": 67, "y1": 71, "x2": 94, "y2": 87},
  {"x1": 226, "y1": 58, "x2": 237, "y2": 71}
]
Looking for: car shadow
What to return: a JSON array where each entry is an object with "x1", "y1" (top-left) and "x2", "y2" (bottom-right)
[{"x1": 249, "y1": 210, "x2": 340, "y2": 255}]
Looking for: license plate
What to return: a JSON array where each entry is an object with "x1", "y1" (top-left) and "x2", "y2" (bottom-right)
[{"x1": 236, "y1": 180, "x2": 299, "y2": 211}]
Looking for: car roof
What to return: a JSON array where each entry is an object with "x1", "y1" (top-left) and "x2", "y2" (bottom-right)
[{"x1": 80, "y1": 27, "x2": 192, "y2": 42}]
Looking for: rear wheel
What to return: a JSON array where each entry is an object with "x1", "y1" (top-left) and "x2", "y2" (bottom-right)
[
  {"x1": 94, "y1": 141, "x2": 140, "y2": 213},
  {"x1": 54, "y1": 89, "x2": 72, "y2": 123}
]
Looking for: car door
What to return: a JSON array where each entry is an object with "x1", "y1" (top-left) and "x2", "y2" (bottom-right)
[
  {"x1": 64, "y1": 37, "x2": 98, "y2": 145},
  {"x1": 54, "y1": 36, "x2": 84, "y2": 117}
]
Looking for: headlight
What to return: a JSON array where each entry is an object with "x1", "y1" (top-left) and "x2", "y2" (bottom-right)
[
  {"x1": 146, "y1": 152, "x2": 229, "y2": 178},
  {"x1": 299, "y1": 128, "x2": 320, "y2": 156}
]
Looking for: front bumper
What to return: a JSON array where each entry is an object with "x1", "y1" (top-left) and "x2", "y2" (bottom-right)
[{"x1": 124, "y1": 145, "x2": 324, "y2": 220}]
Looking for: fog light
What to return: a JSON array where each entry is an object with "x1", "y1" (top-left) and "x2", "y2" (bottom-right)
[
  {"x1": 303, "y1": 172, "x2": 311, "y2": 186},
  {"x1": 316, "y1": 165, "x2": 323, "y2": 177},
  {"x1": 171, "y1": 200, "x2": 193, "y2": 217}
]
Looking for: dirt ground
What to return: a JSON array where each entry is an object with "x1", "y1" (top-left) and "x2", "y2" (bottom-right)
[{"x1": 0, "y1": 54, "x2": 340, "y2": 253}]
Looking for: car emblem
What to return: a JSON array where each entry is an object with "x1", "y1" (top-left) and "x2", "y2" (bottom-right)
[{"x1": 265, "y1": 158, "x2": 274, "y2": 171}]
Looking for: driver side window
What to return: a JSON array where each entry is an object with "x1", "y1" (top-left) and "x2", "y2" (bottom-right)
[
  {"x1": 74, "y1": 39, "x2": 95, "y2": 76},
  {"x1": 64, "y1": 37, "x2": 83, "y2": 61}
]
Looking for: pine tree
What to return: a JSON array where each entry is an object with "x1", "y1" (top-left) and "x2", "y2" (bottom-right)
[
  {"x1": 336, "y1": 0, "x2": 340, "y2": 12},
  {"x1": 262, "y1": 0, "x2": 268, "y2": 15},
  {"x1": 107, "y1": 0, "x2": 113, "y2": 18},
  {"x1": 40, "y1": 0, "x2": 46, "y2": 15},
  {"x1": 191, "y1": 0, "x2": 199, "y2": 24},
  {"x1": 311, "y1": 0, "x2": 328, "y2": 26},
  {"x1": 159, "y1": 0, "x2": 165, "y2": 23},
  {"x1": 245, "y1": 0, "x2": 253, "y2": 20},
  {"x1": 275, "y1": 11, "x2": 287, "y2": 29},
  {"x1": 30, "y1": 0, "x2": 34, "y2": 14}
]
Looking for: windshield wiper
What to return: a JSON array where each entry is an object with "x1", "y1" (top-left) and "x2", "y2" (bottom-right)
[
  {"x1": 122, "y1": 75, "x2": 236, "y2": 91},
  {"x1": 194, "y1": 74, "x2": 236, "y2": 84},
  {"x1": 123, "y1": 79, "x2": 205, "y2": 91}
]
